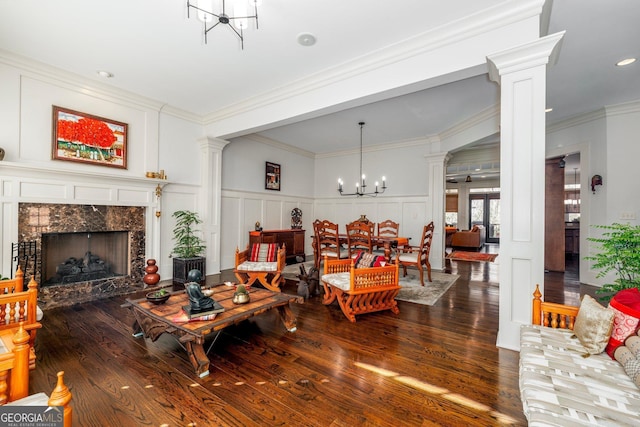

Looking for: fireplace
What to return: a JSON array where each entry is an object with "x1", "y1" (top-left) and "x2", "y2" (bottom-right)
[
  {"x1": 18, "y1": 203, "x2": 146, "y2": 308},
  {"x1": 41, "y1": 231, "x2": 129, "y2": 285}
]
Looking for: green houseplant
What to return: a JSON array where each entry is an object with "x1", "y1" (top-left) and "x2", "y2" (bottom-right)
[
  {"x1": 171, "y1": 210, "x2": 206, "y2": 286},
  {"x1": 586, "y1": 223, "x2": 640, "y2": 302}
]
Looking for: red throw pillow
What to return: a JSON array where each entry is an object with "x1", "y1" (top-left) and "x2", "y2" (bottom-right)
[
  {"x1": 249, "y1": 243, "x2": 277, "y2": 262},
  {"x1": 373, "y1": 256, "x2": 387, "y2": 267},
  {"x1": 605, "y1": 288, "x2": 640, "y2": 358}
]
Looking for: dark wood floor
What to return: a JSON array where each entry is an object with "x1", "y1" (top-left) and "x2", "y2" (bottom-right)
[{"x1": 28, "y1": 248, "x2": 591, "y2": 426}]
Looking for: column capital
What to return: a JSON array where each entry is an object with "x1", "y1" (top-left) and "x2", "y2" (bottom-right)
[
  {"x1": 197, "y1": 136, "x2": 229, "y2": 152},
  {"x1": 487, "y1": 31, "x2": 565, "y2": 83}
]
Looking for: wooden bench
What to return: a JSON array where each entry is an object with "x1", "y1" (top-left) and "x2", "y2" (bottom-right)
[
  {"x1": 0, "y1": 267, "x2": 41, "y2": 371},
  {"x1": 321, "y1": 256, "x2": 400, "y2": 322},
  {"x1": 3, "y1": 371, "x2": 73, "y2": 427},
  {"x1": 521, "y1": 285, "x2": 640, "y2": 425},
  {"x1": 0, "y1": 324, "x2": 30, "y2": 403}
]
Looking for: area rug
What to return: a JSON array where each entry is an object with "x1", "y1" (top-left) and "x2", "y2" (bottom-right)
[
  {"x1": 395, "y1": 271, "x2": 459, "y2": 306},
  {"x1": 446, "y1": 251, "x2": 498, "y2": 262},
  {"x1": 283, "y1": 262, "x2": 459, "y2": 306}
]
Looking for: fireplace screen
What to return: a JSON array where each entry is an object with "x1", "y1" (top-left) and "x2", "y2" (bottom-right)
[{"x1": 41, "y1": 231, "x2": 129, "y2": 285}]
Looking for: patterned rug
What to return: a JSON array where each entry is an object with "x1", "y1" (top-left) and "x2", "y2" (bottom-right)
[
  {"x1": 282, "y1": 262, "x2": 459, "y2": 306},
  {"x1": 395, "y1": 271, "x2": 459, "y2": 306},
  {"x1": 446, "y1": 251, "x2": 498, "y2": 262}
]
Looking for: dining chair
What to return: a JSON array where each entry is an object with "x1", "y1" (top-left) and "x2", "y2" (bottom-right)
[
  {"x1": 395, "y1": 221, "x2": 434, "y2": 286},
  {"x1": 313, "y1": 219, "x2": 347, "y2": 269},
  {"x1": 376, "y1": 219, "x2": 399, "y2": 252},
  {"x1": 346, "y1": 220, "x2": 374, "y2": 258},
  {"x1": 377, "y1": 219, "x2": 399, "y2": 238}
]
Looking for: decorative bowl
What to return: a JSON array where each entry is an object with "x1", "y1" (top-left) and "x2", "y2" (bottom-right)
[
  {"x1": 232, "y1": 292, "x2": 250, "y2": 304},
  {"x1": 146, "y1": 290, "x2": 170, "y2": 304}
]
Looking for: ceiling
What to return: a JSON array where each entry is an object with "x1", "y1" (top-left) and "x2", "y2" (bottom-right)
[{"x1": 1, "y1": 0, "x2": 638, "y2": 180}]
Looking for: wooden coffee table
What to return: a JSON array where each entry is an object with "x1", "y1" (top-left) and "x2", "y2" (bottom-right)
[{"x1": 124, "y1": 285, "x2": 303, "y2": 377}]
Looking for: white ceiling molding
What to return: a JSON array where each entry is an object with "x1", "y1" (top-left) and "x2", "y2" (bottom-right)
[
  {"x1": 0, "y1": 49, "x2": 166, "y2": 112},
  {"x1": 203, "y1": 1, "x2": 544, "y2": 134},
  {"x1": 242, "y1": 134, "x2": 316, "y2": 159}
]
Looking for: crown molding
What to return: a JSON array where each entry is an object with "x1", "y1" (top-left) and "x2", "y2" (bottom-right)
[
  {"x1": 605, "y1": 99, "x2": 640, "y2": 117},
  {"x1": 315, "y1": 136, "x2": 433, "y2": 159},
  {"x1": 243, "y1": 134, "x2": 316, "y2": 159},
  {"x1": 439, "y1": 105, "x2": 500, "y2": 140},
  {"x1": 546, "y1": 108, "x2": 606, "y2": 134},
  {"x1": 203, "y1": 0, "x2": 546, "y2": 124},
  {"x1": 0, "y1": 49, "x2": 168, "y2": 111}
]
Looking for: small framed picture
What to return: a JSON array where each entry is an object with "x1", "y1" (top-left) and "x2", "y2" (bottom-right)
[
  {"x1": 265, "y1": 161, "x2": 281, "y2": 191},
  {"x1": 52, "y1": 106, "x2": 128, "y2": 169}
]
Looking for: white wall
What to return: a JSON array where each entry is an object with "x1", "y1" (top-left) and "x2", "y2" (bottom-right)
[
  {"x1": 219, "y1": 136, "x2": 316, "y2": 269},
  {"x1": 0, "y1": 57, "x2": 203, "y2": 280},
  {"x1": 546, "y1": 100, "x2": 640, "y2": 288}
]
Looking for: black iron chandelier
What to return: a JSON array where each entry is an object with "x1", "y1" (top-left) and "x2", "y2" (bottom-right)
[
  {"x1": 338, "y1": 122, "x2": 387, "y2": 197},
  {"x1": 186, "y1": 0, "x2": 261, "y2": 49}
]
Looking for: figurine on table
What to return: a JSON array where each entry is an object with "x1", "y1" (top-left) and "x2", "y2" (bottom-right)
[{"x1": 184, "y1": 269, "x2": 215, "y2": 311}]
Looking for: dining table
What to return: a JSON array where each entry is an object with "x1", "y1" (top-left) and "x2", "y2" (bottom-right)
[{"x1": 312, "y1": 234, "x2": 410, "y2": 265}]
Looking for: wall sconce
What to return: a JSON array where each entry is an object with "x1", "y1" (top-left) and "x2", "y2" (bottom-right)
[{"x1": 591, "y1": 174, "x2": 603, "y2": 193}]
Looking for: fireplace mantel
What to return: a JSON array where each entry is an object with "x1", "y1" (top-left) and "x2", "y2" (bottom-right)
[
  {"x1": 0, "y1": 160, "x2": 168, "y2": 189},
  {"x1": 0, "y1": 160, "x2": 167, "y2": 285}
]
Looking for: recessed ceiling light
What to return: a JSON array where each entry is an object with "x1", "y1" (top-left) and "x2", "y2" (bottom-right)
[
  {"x1": 616, "y1": 58, "x2": 636, "y2": 67},
  {"x1": 545, "y1": 107, "x2": 553, "y2": 113},
  {"x1": 297, "y1": 33, "x2": 316, "y2": 47},
  {"x1": 96, "y1": 70, "x2": 113, "y2": 78}
]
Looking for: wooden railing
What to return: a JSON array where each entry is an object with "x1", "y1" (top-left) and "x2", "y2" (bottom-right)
[{"x1": 532, "y1": 284, "x2": 579, "y2": 330}]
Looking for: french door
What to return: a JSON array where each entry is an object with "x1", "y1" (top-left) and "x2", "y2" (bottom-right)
[{"x1": 469, "y1": 193, "x2": 500, "y2": 244}]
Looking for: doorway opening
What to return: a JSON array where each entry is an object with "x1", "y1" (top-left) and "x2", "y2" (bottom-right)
[{"x1": 469, "y1": 190, "x2": 500, "y2": 244}]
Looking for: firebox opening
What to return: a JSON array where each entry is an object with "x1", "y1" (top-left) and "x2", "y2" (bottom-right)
[{"x1": 42, "y1": 231, "x2": 129, "y2": 285}]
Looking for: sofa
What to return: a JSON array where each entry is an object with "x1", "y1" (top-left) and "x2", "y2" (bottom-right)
[
  {"x1": 450, "y1": 225, "x2": 485, "y2": 249},
  {"x1": 520, "y1": 285, "x2": 640, "y2": 426}
]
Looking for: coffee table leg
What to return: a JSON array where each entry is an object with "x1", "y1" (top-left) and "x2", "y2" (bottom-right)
[
  {"x1": 276, "y1": 305, "x2": 298, "y2": 332},
  {"x1": 185, "y1": 341, "x2": 210, "y2": 378}
]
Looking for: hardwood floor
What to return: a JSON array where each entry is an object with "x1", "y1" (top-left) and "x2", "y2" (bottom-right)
[{"x1": 28, "y1": 249, "x2": 589, "y2": 426}]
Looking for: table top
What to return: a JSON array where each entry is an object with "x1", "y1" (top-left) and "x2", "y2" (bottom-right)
[{"x1": 125, "y1": 285, "x2": 303, "y2": 337}]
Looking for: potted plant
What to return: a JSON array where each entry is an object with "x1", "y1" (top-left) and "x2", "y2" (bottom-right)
[
  {"x1": 171, "y1": 210, "x2": 206, "y2": 286},
  {"x1": 586, "y1": 223, "x2": 640, "y2": 302}
]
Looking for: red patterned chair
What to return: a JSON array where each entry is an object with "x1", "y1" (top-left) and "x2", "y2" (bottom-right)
[{"x1": 234, "y1": 243, "x2": 286, "y2": 292}]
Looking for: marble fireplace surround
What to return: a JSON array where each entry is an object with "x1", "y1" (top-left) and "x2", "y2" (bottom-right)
[
  {"x1": 19, "y1": 203, "x2": 146, "y2": 308},
  {"x1": 1, "y1": 162, "x2": 164, "y2": 309}
]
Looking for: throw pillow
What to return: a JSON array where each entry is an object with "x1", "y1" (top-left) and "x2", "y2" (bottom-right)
[
  {"x1": 354, "y1": 251, "x2": 377, "y2": 269},
  {"x1": 249, "y1": 243, "x2": 277, "y2": 262},
  {"x1": 373, "y1": 256, "x2": 387, "y2": 267},
  {"x1": 573, "y1": 294, "x2": 615, "y2": 354},
  {"x1": 614, "y1": 345, "x2": 640, "y2": 387},
  {"x1": 605, "y1": 287, "x2": 640, "y2": 359}
]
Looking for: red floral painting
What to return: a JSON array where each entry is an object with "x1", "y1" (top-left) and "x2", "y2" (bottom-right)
[{"x1": 52, "y1": 106, "x2": 128, "y2": 169}]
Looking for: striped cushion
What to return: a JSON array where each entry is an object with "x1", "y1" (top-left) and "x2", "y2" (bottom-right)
[
  {"x1": 250, "y1": 243, "x2": 277, "y2": 262},
  {"x1": 237, "y1": 261, "x2": 278, "y2": 272}
]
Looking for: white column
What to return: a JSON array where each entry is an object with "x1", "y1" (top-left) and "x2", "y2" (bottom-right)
[
  {"x1": 425, "y1": 152, "x2": 449, "y2": 270},
  {"x1": 487, "y1": 32, "x2": 564, "y2": 350},
  {"x1": 198, "y1": 137, "x2": 229, "y2": 276}
]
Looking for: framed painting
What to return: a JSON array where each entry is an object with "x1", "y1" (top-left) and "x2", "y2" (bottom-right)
[
  {"x1": 265, "y1": 161, "x2": 281, "y2": 191},
  {"x1": 52, "y1": 106, "x2": 128, "y2": 169}
]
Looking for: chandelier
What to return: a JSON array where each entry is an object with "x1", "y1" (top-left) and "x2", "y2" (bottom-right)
[
  {"x1": 186, "y1": 0, "x2": 261, "y2": 49},
  {"x1": 338, "y1": 122, "x2": 387, "y2": 197}
]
